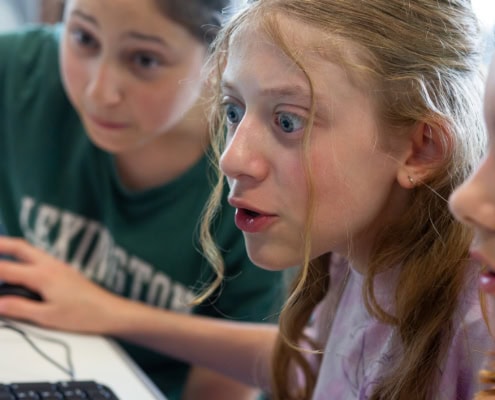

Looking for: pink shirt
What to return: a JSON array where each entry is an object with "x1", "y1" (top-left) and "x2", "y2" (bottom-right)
[{"x1": 310, "y1": 256, "x2": 491, "y2": 400}]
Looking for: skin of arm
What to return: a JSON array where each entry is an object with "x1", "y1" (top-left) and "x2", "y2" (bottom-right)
[
  {"x1": 182, "y1": 367, "x2": 262, "y2": 400},
  {"x1": 0, "y1": 237, "x2": 277, "y2": 393},
  {"x1": 109, "y1": 299, "x2": 277, "y2": 391}
]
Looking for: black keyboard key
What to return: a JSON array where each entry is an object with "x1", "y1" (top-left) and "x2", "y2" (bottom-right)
[
  {"x1": 38, "y1": 391, "x2": 62, "y2": 399},
  {"x1": 0, "y1": 385, "x2": 14, "y2": 400},
  {"x1": 12, "y1": 392, "x2": 39, "y2": 399},
  {"x1": 61, "y1": 391, "x2": 86, "y2": 399},
  {"x1": 1, "y1": 381, "x2": 120, "y2": 400},
  {"x1": 86, "y1": 396, "x2": 110, "y2": 400},
  {"x1": 39, "y1": 394, "x2": 62, "y2": 400},
  {"x1": 60, "y1": 382, "x2": 117, "y2": 400},
  {"x1": 86, "y1": 390, "x2": 118, "y2": 400},
  {"x1": 58, "y1": 382, "x2": 98, "y2": 391},
  {"x1": 10, "y1": 383, "x2": 55, "y2": 393}
]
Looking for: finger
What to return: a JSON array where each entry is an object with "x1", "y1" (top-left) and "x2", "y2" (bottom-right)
[
  {"x1": 0, "y1": 237, "x2": 48, "y2": 264},
  {"x1": 0, "y1": 297, "x2": 47, "y2": 326},
  {"x1": 0, "y1": 260, "x2": 44, "y2": 292}
]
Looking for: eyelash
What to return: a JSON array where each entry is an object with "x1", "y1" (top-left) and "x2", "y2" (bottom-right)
[
  {"x1": 222, "y1": 100, "x2": 306, "y2": 139},
  {"x1": 128, "y1": 53, "x2": 162, "y2": 70},
  {"x1": 223, "y1": 102, "x2": 245, "y2": 126},
  {"x1": 69, "y1": 27, "x2": 99, "y2": 51},
  {"x1": 68, "y1": 26, "x2": 165, "y2": 77},
  {"x1": 274, "y1": 111, "x2": 305, "y2": 134}
]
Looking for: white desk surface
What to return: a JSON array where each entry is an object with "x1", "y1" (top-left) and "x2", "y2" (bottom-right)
[{"x1": 0, "y1": 319, "x2": 167, "y2": 400}]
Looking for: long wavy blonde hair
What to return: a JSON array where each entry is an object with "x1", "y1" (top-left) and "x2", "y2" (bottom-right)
[{"x1": 201, "y1": 0, "x2": 486, "y2": 399}]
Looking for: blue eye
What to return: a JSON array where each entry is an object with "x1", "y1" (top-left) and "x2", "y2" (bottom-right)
[
  {"x1": 224, "y1": 103, "x2": 245, "y2": 125},
  {"x1": 275, "y1": 112, "x2": 305, "y2": 133}
]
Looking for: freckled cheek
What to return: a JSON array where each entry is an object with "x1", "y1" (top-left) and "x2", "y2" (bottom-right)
[
  {"x1": 282, "y1": 159, "x2": 310, "y2": 214},
  {"x1": 307, "y1": 152, "x2": 336, "y2": 198},
  {"x1": 307, "y1": 153, "x2": 353, "y2": 219}
]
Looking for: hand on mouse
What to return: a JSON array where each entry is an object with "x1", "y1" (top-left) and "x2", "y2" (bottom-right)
[{"x1": 0, "y1": 236, "x2": 129, "y2": 334}]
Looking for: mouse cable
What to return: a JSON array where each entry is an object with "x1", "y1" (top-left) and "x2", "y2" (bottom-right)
[{"x1": 0, "y1": 317, "x2": 75, "y2": 380}]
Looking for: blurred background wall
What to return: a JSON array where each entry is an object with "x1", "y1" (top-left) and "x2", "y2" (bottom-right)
[{"x1": 0, "y1": 0, "x2": 40, "y2": 31}]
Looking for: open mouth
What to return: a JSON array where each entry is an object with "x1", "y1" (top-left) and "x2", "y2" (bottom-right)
[
  {"x1": 485, "y1": 268, "x2": 495, "y2": 277},
  {"x1": 243, "y1": 208, "x2": 261, "y2": 218},
  {"x1": 480, "y1": 265, "x2": 495, "y2": 293},
  {"x1": 234, "y1": 207, "x2": 275, "y2": 233}
]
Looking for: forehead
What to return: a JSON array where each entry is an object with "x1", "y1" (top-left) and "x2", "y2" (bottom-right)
[
  {"x1": 229, "y1": 13, "x2": 326, "y2": 62},
  {"x1": 223, "y1": 15, "x2": 368, "y2": 105},
  {"x1": 225, "y1": 23, "x2": 300, "y2": 78},
  {"x1": 66, "y1": 0, "x2": 158, "y2": 19},
  {"x1": 64, "y1": 0, "x2": 190, "y2": 39}
]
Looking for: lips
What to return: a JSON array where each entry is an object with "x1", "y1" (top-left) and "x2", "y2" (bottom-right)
[
  {"x1": 471, "y1": 249, "x2": 495, "y2": 294},
  {"x1": 228, "y1": 196, "x2": 278, "y2": 233},
  {"x1": 480, "y1": 270, "x2": 495, "y2": 294},
  {"x1": 234, "y1": 208, "x2": 276, "y2": 233},
  {"x1": 89, "y1": 115, "x2": 129, "y2": 130}
]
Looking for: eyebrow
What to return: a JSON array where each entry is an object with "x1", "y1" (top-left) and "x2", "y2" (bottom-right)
[
  {"x1": 71, "y1": 9, "x2": 98, "y2": 26},
  {"x1": 70, "y1": 9, "x2": 171, "y2": 49},
  {"x1": 221, "y1": 81, "x2": 312, "y2": 102},
  {"x1": 124, "y1": 32, "x2": 171, "y2": 49}
]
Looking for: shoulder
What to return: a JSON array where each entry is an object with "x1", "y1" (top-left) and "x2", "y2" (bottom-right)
[
  {"x1": 0, "y1": 24, "x2": 61, "y2": 84},
  {"x1": 0, "y1": 23, "x2": 60, "y2": 56},
  {"x1": 0, "y1": 24, "x2": 68, "y2": 118}
]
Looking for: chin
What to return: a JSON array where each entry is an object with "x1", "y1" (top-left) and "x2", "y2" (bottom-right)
[
  {"x1": 247, "y1": 248, "x2": 299, "y2": 272},
  {"x1": 86, "y1": 132, "x2": 132, "y2": 155}
]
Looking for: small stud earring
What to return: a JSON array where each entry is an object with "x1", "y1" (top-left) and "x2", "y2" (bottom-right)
[{"x1": 408, "y1": 175, "x2": 415, "y2": 185}]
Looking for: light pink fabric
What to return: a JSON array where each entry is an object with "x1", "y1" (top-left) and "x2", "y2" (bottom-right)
[{"x1": 309, "y1": 255, "x2": 491, "y2": 400}]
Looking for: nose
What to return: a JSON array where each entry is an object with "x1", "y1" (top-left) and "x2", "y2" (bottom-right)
[
  {"x1": 219, "y1": 116, "x2": 269, "y2": 183},
  {"x1": 86, "y1": 59, "x2": 123, "y2": 107},
  {"x1": 449, "y1": 182, "x2": 476, "y2": 227},
  {"x1": 449, "y1": 170, "x2": 495, "y2": 231}
]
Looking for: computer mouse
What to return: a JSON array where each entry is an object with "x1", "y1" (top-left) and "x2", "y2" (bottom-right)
[
  {"x1": 0, "y1": 282, "x2": 43, "y2": 301},
  {"x1": 0, "y1": 229, "x2": 42, "y2": 301}
]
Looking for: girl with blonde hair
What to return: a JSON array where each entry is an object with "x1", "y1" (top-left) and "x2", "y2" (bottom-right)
[{"x1": 197, "y1": 0, "x2": 492, "y2": 398}]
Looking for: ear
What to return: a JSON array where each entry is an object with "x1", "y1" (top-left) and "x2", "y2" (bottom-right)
[{"x1": 397, "y1": 122, "x2": 449, "y2": 189}]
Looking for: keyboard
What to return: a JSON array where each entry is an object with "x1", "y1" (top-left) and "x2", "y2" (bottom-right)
[{"x1": 0, "y1": 380, "x2": 120, "y2": 399}]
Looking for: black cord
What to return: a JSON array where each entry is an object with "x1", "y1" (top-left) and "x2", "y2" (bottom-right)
[{"x1": 0, "y1": 318, "x2": 75, "y2": 380}]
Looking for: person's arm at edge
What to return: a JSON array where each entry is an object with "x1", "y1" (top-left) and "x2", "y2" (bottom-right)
[
  {"x1": 0, "y1": 238, "x2": 277, "y2": 392},
  {"x1": 0, "y1": 271, "x2": 277, "y2": 393},
  {"x1": 182, "y1": 367, "x2": 261, "y2": 400},
  {"x1": 0, "y1": 278, "x2": 276, "y2": 392},
  {"x1": 110, "y1": 297, "x2": 277, "y2": 391}
]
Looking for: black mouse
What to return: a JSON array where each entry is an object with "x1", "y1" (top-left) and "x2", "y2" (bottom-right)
[
  {"x1": 0, "y1": 282, "x2": 43, "y2": 301},
  {"x1": 0, "y1": 230, "x2": 42, "y2": 302}
]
